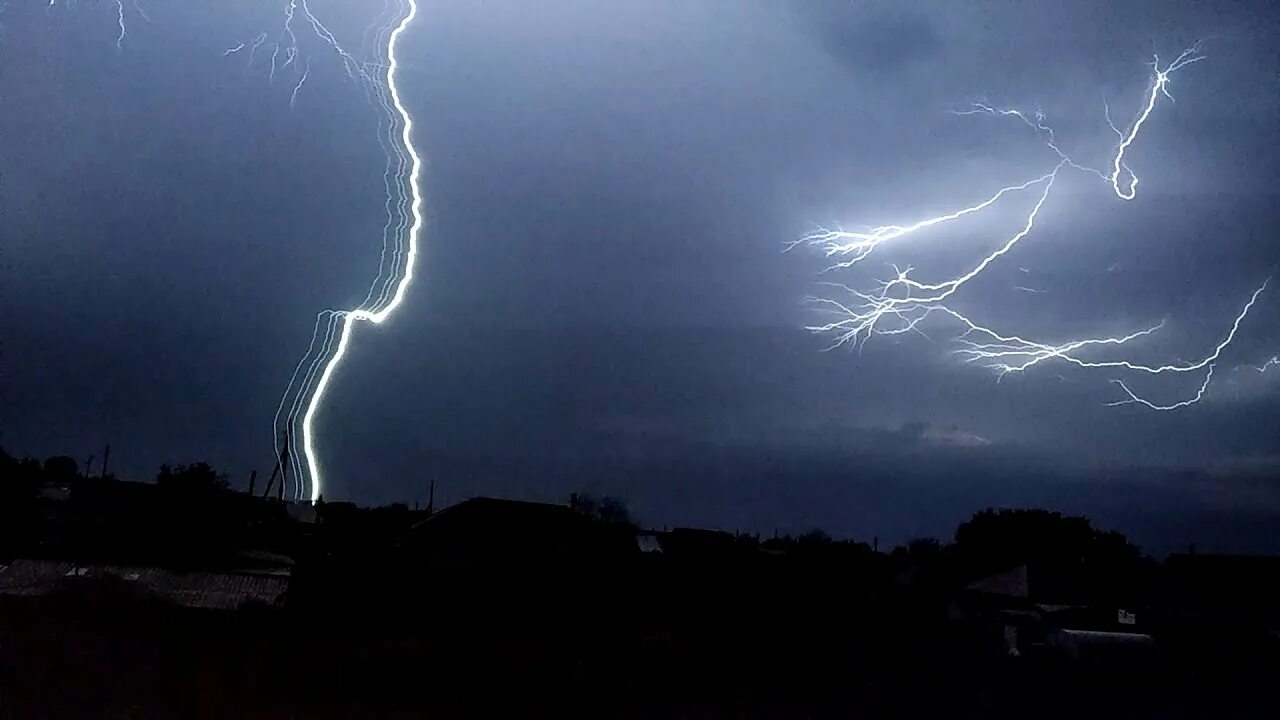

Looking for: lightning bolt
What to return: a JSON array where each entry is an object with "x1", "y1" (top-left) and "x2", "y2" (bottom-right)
[
  {"x1": 1108, "y1": 46, "x2": 1206, "y2": 200},
  {"x1": 289, "y1": 56, "x2": 311, "y2": 109},
  {"x1": 112, "y1": 0, "x2": 125, "y2": 49},
  {"x1": 797, "y1": 45, "x2": 1274, "y2": 410},
  {"x1": 298, "y1": 0, "x2": 422, "y2": 504},
  {"x1": 1110, "y1": 365, "x2": 1217, "y2": 411},
  {"x1": 241, "y1": 0, "x2": 423, "y2": 504},
  {"x1": 41, "y1": 0, "x2": 147, "y2": 49}
]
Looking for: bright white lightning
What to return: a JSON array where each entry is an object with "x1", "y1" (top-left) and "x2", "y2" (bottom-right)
[
  {"x1": 799, "y1": 45, "x2": 1273, "y2": 410},
  {"x1": 1110, "y1": 365, "x2": 1217, "y2": 411},
  {"x1": 25, "y1": 1, "x2": 422, "y2": 502},
  {"x1": 1254, "y1": 356, "x2": 1280, "y2": 373},
  {"x1": 113, "y1": 0, "x2": 124, "y2": 49},
  {"x1": 793, "y1": 170, "x2": 1058, "y2": 272},
  {"x1": 42, "y1": 0, "x2": 145, "y2": 48},
  {"x1": 289, "y1": 57, "x2": 311, "y2": 109},
  {"x1": 798, "y1": 47, "x2": 1205, "y2": 273},
  {"x1": 1109, "y1": 46, "x2": 1205, "y2": 200},
  {"x1": 955, "y1": 280, "x2": 1270, "y2": 378},
  {"x1": 249, "y1": 0, "x2": 422, "y2": 504},
  {"x1": 228, "y1": 0, "x2": 422, "y2": 502},
  {"x1": 805, "y1": 165, "x2": 1062, "y2": 349}
]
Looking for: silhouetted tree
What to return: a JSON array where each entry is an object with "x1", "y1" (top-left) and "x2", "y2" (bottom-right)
[
  {"x1": 597, "y1": 496, "x2": 630, "y2": 525},
  {"x1": 798, "y1": 528, "x2": 832, "y2": 544},
  {"x1": 1, "y1": 449, "x2": 43, "y2": 554},
  {"x1": 1, "y1": 447, "x2": 41, "y2": 493},
  {"x1": 891, "y1": 537, "x2": 944, "y2": 564},
  {"x1": 44, "y1": 455, "x2": 79, "y2": 483},
  {"x1": 569, "y1": 492, "x2": 632, "y2": 526},
  {"x1": 953, "y1": 508, "x2": 1148, "y2": 603},
  {"x1": 156, "y1": 462, "x2": 228, "y2": 494}
]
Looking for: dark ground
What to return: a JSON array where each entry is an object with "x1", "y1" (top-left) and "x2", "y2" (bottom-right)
[
  {"x1": 2, "y1": 568, "x2": 1278, "y2": 719},
  {"x1": 2, "y1": 459, "x2": 1278, "y2": 718}
]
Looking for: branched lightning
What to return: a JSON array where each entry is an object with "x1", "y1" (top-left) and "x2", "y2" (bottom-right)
[
  {"x1": 15, "y1": 1, "x2": 421, "y2": 502},
  {"x1": 1108, "y1": 46, "x2": 1205, "y2": 200},
  {"x1": 797, "y1": 44, "x2": 1274, "y2": 411},
  {"x1": 241, "y1": 0, "x2": 424, "y2": 503},
  {"x1": 1109, "y1": 365, "x2": 1218, "y2": 411},
  {"x1": 1253, "y1": 356, "x2": 1280, "y2": 373}
]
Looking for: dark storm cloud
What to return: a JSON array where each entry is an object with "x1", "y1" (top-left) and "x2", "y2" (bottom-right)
[
  {"x1": 2, "y1": 0, "x2": 1279, "y2": 552},
  {"x1": 797, "y1": 1, "x2": 944, "y2": 75}
]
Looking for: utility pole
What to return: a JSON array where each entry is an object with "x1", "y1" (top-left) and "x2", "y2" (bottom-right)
[
  {"x1": 262, "y1": 435, "x2": 291, "y2": 500},
  {"x1": 247, "y1": 470, "x2": 257, "y2": 496},
  {"x1": 100, "y1": 444, "x2": 111, "y2": 479}
]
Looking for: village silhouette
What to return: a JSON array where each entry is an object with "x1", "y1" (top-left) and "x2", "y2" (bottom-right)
[{"x1": 2, "y1": 448, "x2": 1278, "y2": 717}]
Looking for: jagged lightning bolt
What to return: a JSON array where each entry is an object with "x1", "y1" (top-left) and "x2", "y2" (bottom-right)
[
  {"x1": 955, "y1": 280, "x2": 1270, "y2": 378},
  {"x1": 112, "y1": 0, "x2": 125, "y2": 49},
  {"x1": 797, "y1": 44, "x2": 1274, "y2": 410},
  {"x1": 260, "y1": 0, "x2": 423, "y2": 504},
  {"x1": 19, "y1": 0, "x2": 421, "y2": 502},
  {"x1": 1108, "y1": 46, "x2": 1206, "y2": 200},
  {"x1": 1110, "y1": 366, "x2": 1217, "y2": 411},
  {"x1": 289, "y1": 56, "x2": 311, "y2": 109},
  {"x1": 222, "y1": 1, "x2": 421, "y2": 502},
  {"x1": 41, "y1": 0, "x2": 147, "y2": 49}
]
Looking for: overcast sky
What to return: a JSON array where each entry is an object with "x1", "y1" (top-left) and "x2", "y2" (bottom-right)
[{"x1": 3, "y1": 0, "x2": 1279, "y2": 553}]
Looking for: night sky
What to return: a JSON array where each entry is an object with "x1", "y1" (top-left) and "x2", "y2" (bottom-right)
[{"x1": 3, "y1": 0, "x2": 1279, "y2": 553}]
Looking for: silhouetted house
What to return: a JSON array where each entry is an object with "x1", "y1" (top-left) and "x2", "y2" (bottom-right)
[
  {"x1": 0, "y1": 559, "x2": 288, "y2": 610},
  {"x1": 636, "y1": 534, "x2": 663, "y2": 554},
  {"x1": 950, "y1": 565, "x2": 1042, "y2": 657},
  {"x1": 38, "y1": 482, "x2": 71, "y2": 502},
  {"x1": 398, "y1": 497, "x2": 637, "y2": 571},
  {"x1": 953, "y1": 563, "x2": 1153, "y2": 661},
  {"x1": 658, "y1": 528, "x2": 742, "y2": 565},
  {"x1": 967, "y1": 564, "x2": 1029, "y2": 598},
  {"x1": 286, "y1": 501, "x2": 317, "y2": 524}
]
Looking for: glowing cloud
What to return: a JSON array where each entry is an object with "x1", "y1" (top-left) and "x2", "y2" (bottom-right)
[{"x1": 797, "y1": 45, "x2": 1274, "y2": 411}]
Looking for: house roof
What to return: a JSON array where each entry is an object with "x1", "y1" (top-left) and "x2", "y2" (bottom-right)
[
  {"x1": 402, "y1": 496, "x2": 584, "y2": 542},
  {"x1": 0, "y1": 559, "x2": 288, "y2": 610},
  {"x1": 966, "y1": 564, "x2": 1029, "y2": 599}
]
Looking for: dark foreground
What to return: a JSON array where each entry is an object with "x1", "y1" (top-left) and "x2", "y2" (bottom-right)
[
  {"x1": 2, "y1": 462, "x2": 1278, "y2": 717},
  {"x1": 3, "y1": 566, "x2": 1278, "y2": 719}
]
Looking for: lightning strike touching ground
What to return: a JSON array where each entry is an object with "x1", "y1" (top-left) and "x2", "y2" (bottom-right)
[
  {"x1": 797, "y1": 45, "x2": 1274, "y2": 411},
  {"x1": 217, "y1": 0, "x2": 422, "y2": 502},
  {"x1": 241, "y1": 0, "x2": 424, "y2": 503},
  {"x1": 291, "y1": 2, "x2": 422, "y2": 503}
]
